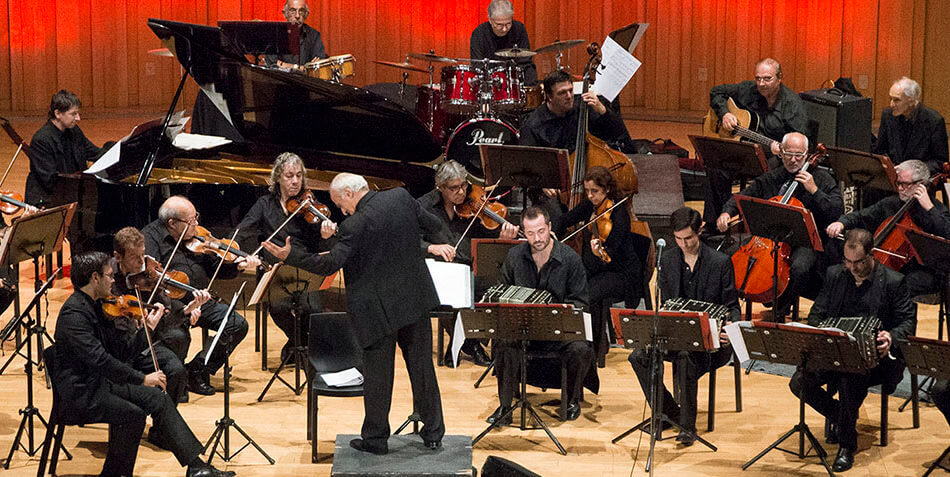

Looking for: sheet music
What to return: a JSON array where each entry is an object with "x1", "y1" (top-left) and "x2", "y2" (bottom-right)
[
  {"x1": 173, "y1": 133, "x2": 232, "y2": 150},
  {"x1": 425, "y1": 259, "x2": 473, "y2": 308},
  {"x1": 451, "y1": 312, "x2": 465, "y2": 368},
  {"x1": 709, "y1": 318, "x2": 720, "y2": 349},
  {"x1": 85, "y1": 141, "x2": 121, "y2": 174},
  {"x1": 725, "y1": 321, "x2": 750, "y2": 363},
  {"x1": 248, "y1": 262, "x2": 282, "y2": 306},
  {"x1": 583, "y1": 311, "x2": 593, "y2": 342},
  {"x1": 85, "y1": 110, "x2": 190, "y2": 174},
  {"x1": 591, "y1": 36, "x2": 642, "y2": 102},
  {"x1": 321, "y1": 367, "x2": 364, "y2": 387}
]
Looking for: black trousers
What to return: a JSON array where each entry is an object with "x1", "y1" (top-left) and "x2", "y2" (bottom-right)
[
  {"x1": 130, "y1": 344, "x2": 187, "y2": 406},
  {"x1": 773, "y1": 246, "x2": 818, "y2": 317},
  {"x1": 629, "y1": 348, "x2": 731, "y2": 431},
  {"x1": 900, "y1": 264, "x2": 942, "y2": 298},
  {"x1": 94, "y1": 381, "x2": 203, "y2": 476},
  {"x1": 269, "y1": 290, "x2": 322, "y2": 352},
  {"x1": 788, "y1": 357, "x2": 904, "y2": 450},
  {"x1": 188, "y1": 301, "x2": 248, "y2": 374},
  {"x1": 154, "y1": 320, "x2": 191, "y2": 364},
  {"x1": 360, "y1": 316, "x2": 444, "y2": 448},
  {"x1": 589, "y1": 270, "x2": 634, "y2": 359},
  {"x1": 494, "y1": 339, "x2": 593, "y2": 408},
  {"x1": 933, "y1": 379, "x2": 950, "y2": 427}
]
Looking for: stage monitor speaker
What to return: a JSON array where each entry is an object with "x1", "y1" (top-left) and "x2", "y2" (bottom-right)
[
  {"x1": 800, "y1": 88, "x2": 872, "y2": 152},
  {"x1": 481, "y1": 456, "x2": 541, "y2": 477}
]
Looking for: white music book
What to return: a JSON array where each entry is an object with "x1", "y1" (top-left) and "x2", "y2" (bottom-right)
[{"x1": 425, "y1": 259, "x2": 473, "y2": 309}]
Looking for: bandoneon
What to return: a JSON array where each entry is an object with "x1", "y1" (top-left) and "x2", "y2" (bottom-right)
[
  {"x1": 817, "y1": 315, "x2": 882, "y2": 369},
  {"x1": 481, "y1": 284, "x2": 553, "y2": 305}
]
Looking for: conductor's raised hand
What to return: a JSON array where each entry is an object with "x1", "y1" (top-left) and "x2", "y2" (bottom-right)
[{"x1": 261, "y1": 236, "x2": 291, "y2": 261}]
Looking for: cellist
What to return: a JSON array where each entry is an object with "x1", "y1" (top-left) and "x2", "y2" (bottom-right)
[
  {"x1": 716, "y1": 132, "x2": 843, "y2": 322},
  {"x1": 826, "y1": 159, "x2": 950, "y2": 296}
]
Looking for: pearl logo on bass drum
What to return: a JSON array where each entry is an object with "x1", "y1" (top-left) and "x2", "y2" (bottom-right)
[
  {"x1": 465, "y1": 128, "x2": 507, "y2": 146},
  {"x1": 446, "y1": 118, "x2": 518, "y2": 179}
]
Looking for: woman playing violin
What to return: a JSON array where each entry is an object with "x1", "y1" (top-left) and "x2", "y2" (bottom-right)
[
  {"x1": 553, "y1": 166, "x2": 643, "y2": 366},
  {"x1": 417, "y1": 160, "x2": 518, "y2": 366},
  {"x1": 235, "y1": 152, "x2": 336, "y2": 364}
]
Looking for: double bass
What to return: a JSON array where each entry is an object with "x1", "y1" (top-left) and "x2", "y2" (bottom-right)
[{"x1": 731, "y1": 145, "x2": 825, "y2": 303}]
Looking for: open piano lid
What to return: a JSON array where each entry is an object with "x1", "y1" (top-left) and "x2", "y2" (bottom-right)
[{"x1": 146, "y1": 18, "x2": 442, "y2": 168}]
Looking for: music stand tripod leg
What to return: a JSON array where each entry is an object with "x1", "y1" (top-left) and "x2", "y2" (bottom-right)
[
  {"x1": 473, "y1": 359, "x2": 494, "y2": 388},
  {"x1": 394, "y1": 412, "x2": 421, "y2": 435},
  {"x1": 257, "y1": 290, "x2": 309, "y2": 401},
  {"x1": 922, "y1": 445, "x2": 950, "y2": 477}
]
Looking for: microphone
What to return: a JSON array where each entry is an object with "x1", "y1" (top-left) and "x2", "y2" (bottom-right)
[{"x1": 655, "y1": 238, "x2": 666, "y2": 270}]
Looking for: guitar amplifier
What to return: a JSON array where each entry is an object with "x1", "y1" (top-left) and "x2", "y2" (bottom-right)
[{"x1": 800, "y1": 88, "x2": 872, "y2": 152}]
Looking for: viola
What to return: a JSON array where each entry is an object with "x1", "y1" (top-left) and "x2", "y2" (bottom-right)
[
  {"x1": 286, "y1": 189, "x2": 332, "y2": 224},
  {"x1": 102, "y1": 294, "x2": 166, "y2": 321},
  {"x1": 454, "y1": 183, "x2": 513, "y2": 230},
  {"x1": 185, "y1": 225, "x2": 252, "y2": 263},
  {"x1": 0, "y1": 190, "x2": 29, "y2": 215}
]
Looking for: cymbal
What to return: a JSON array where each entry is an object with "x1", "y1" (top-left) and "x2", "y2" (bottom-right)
[
  {"x1": 456, "y1": 58, "x2": 507, "y2": 65},
  {"x1": 495, "y1": 47, "x2": 537, "y2": 58},
  {"x1": 147, "y1": 47, "x2": 173, "y2": 57},
  {"x1": 373, "y1": 60, "x2": 428, "y2": 73},
  {"x1": 407, "y1": 52, "x2": 458, "y2": 64},
  {"x1": 534, "y1": 39, "x2": 585, "y2": 55}
]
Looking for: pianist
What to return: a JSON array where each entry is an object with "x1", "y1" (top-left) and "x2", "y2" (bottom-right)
[{"x1": 488, "y1": 206, "x2": 593, "y2": 423}]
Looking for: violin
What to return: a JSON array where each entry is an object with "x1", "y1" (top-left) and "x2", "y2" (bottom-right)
[
  {"x1": 454, "y1": 183, "x2": 513, "y2": 230},
  {"x1": 0, "y1": 190, "x2": 29, "y2": 215},
  {"x1": 126, "y1": 255, "x2": 208, "y2": 301},
  {"x1": 285, "y1": 189, "x2": 332, "y2": 224},
  {"x1": 102, "y1": 294, "x2": 166, "y2": 320},
  {"x1": 589, "y1": 198, "x2": 613, "y2": 263},
  {"x1": 185, "y1": 225, "x2": 253, "y2": 263}
]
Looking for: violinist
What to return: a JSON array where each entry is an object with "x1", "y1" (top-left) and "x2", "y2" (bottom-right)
[
  {"x1": 826, "y1": 159, "x2": 950, "y2": 297},
  {"x1": 51, "y1": 251, "x2": 235, "y2": 477},
  {"x1": 236, "y1": 152, "x2": 336, "y2": 364},
  {"x1": 143, "y1": 196, "x2": 259, "y2": 396},
  {"x1": 716, "y1": 132, "x2": 843, "y2": 322},
  {"x1": 111, "y1": 226, "x2": 212, "y2": 404},
  {"x1": 553, "y1": 166, "x2": 642, "y2": 366},
  {"x1": 418, "y1": 160, "x2": 518, "y2": 366}
]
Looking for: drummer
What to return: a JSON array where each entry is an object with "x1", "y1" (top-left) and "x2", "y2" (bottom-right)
[
  {"x1": 271, "y1": 0, "x2": 328, "y2": 72},
  {"x1": 470, "y1": 0, "x2": 538, "y2": 85}
]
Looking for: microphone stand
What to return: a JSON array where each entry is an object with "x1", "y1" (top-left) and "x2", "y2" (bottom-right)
[{"x1": 645, "y1": 239, "x2": 665, "y2": 476}]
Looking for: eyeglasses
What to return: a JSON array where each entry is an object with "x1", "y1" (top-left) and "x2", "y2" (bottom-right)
[
  {"x1": 286, "y1": 7, "x2": 307, "y2": 16},
  {"x1": 896, "y1": 180, "x2": 923, "y2": 188},
  {"x1": 781, "y1": 150, "x2": 807, "y2": 158},
  {"x1": 441, "y1": 183, "x2": 466, "y2": 193},
  {"x1": 489, "y1": 19, "x2": 512, "y2": 29},
  {"x1": 754, "y1": 76, "x2": 776, "y2": 83},
  {"x1": 174, "y1": 212, "x2": 200, "y2": 226}
]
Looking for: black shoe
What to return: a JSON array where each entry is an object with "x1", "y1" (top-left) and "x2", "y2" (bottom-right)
[
  {"x1": 825, "y1": 422, "x2": 839, "y2": 444},
  {"x1": 280, "y1": 344, "x2": 297, "y2": 367},
  {"x1": 564, "y1": 401, "x2": 581, "y2": 421},
  {"x1": 349, "y1": 438, "x2": 388, "y2": 455},
  {"x1": 188, "y1": 370, "x2": 215, "y2": 396},
  {"x1": 424, "y1": 439, "x2": 442, "y2": 450},
  {"x1": 186, "y1": 463, "x2": 236, "y2": 477},
  {"x1": 675, "y1": 430, "x2": 696, "y2": 447},
  {"x1": 177, "y1": 391, "x2": 189, "y2": 404},
  {"x1": 832, "y1": 447, "x2": 854, "y2": 472},
  {"x1": 469, "y1": 346, "x2": 491, "y2": 367},
  {"x1": 486, "y1": 405, "x2": 513, "y2": 426}
]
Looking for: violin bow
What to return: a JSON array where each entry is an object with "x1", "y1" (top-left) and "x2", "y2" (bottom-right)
[
  {"x1": 0, "y1": 144, "x2": 23, "y2": 189},
  {"x1": 250, "y1": 198, "x2": 311, "y2": 259},
  {"x1": 560, "y1": 195, "x2": 630, "y2": 243},
  {"x1": 146, "y1": 226, "x2": 189, "y2": 306},
  {"x1": 133, "y1": 288, "x2": 162, "y2": 374},
  {"x1": 454, "y1": 178, "x2": 503, "y2": 251},
  {"x1": 207, "y1": 228, "x2": 239, "y2": 290}
]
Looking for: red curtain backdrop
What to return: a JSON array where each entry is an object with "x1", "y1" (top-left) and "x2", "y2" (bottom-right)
[{"x1": 0, "y1": 0, "x2": 943, "y2": 118}]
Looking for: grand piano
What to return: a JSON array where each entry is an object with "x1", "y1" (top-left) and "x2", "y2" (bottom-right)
[{"x1": 56, "y1": 18, "x2": 442, "y2": 252}]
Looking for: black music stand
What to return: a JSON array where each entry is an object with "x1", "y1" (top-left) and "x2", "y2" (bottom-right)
[
  {"x1": 689, "y1": 135, "x2": 768, "y2": 180},
  {"x1": 1, "y1": 271, "x2": 64, "y2": 469},
  {"x1": 734, "y1": 195, "x2": 823, "y2": 310},
  {"x1": 608, "y1": 308, "x2": 719, "y2": 471},
  {"x1": 899, "y1": 336, "x2": 950, "y2": 476},
  {"x1": 218, "y1": 21, "x2": 299, "y2": 58},
  {"x1": 479, "y1": 144, "x2": 570, "y2": 206},
  {"x1": 466, "y1": 303, "x2": 586, "y2": 455},
  {"x1": 824, "y1": 146, "x2": 896, "y2": 210},
  {"x1": 906, "y1": 228, "x2": 950, "y2": 339},
  {"x1": 465, "y1": 239, "x2": 521, "y2": 386},
  {"x1": 739, "y1": 322, "x2": 874, "y2": 477}
]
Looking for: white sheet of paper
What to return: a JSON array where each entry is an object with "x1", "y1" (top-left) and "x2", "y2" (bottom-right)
[
  {"x1": 709, "y1": 318, "x2": 720, "y2": 349},
  {"x1": 451, "y1": 312, "x2": 465, "y2": 368},
  {"x1": 583, "y1": 312, "x2": 593, "y2": 342},
  {"x1": 724, "y1": 321, "x2": 749, "y2": 363},
  {"x1": 200, "y1": 87, "x2": 234, "y2": 126},
  {"x1": 425, "y1": 259, "x2": 473, "y2": 308},
  {"x1": 590, "y1": 36, "x2": 642, "y2": 102},
  {"x1": 85, "y1": 141, "x2": 121, "y2": 174},
  {"x1": 173, "y1": 133, "x2": 232, "y2": 151},
  {"x1": 321, "y1": 367, "x2": 364, "y2": 387}
]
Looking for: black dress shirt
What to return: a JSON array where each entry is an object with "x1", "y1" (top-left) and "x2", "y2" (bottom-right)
[
  {"x1": 661, "y1": 243, "x2": 742, "y2": 323},
  {"x1": 470, "y1": 20, "x2": 537, "y2": 85},
  {"x1": 838, "y1": 194, "x2": 950, "y2": 238},
  {"x1": 235, "y1": 193, "x2": 330, "y2": 268},
  {"x1": 266, "y1": 23, "x2": 327, "y2": 66},
  {"x1": 417, "y1": 188, "x2": 502, "y2": 265},
  {"x1": 27, "y1": 120, "x2": 103, "y2": 206},
  {"x1": 722, "y1": 165, "x2": 843, "y2": 232},
  {"x1": 520, "y1": 99, "x2": 630, "y2": 153},
  {"x1": 500, "y1": 239, "x2": 589, "y2": 309},
  {"x1": 141, "y1": 219, "x2": 239, "y2": 298},
  {"x1": 709, "y1": 81, "x2": 808, "y2": 143},
  {"x1": 873, "y1": 104, "x2": 949, "y2": 174}
]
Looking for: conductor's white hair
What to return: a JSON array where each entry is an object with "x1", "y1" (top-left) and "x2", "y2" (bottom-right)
[
  {"x1": 330, "y1": 173, "x2": 368, "y2": 194},
  {"x1": 488, "y1": 0, "x2": 513, "y2": 19},
  {"x1": 893, "y1": 76, "x2": 921, "y2": 101}
]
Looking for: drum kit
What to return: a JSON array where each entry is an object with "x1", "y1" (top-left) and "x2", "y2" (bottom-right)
[{"x1": 375, "y1": 39, "x2": 585, "y2": 177}]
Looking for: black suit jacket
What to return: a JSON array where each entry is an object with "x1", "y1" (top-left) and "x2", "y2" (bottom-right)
[
  {"x1": 296, "y1": 188, "x2": 442, "y2": 348},
  {"x1": 659, "y1": 243, "x2": 741, "y2": 323},
  {"x1": 26, "y1": 120, "x2": 103, "y2": 206},
  {"x1": 52, "y1": 290, "x2": 147, "y2": 423},
  {"x1": 874, "y1": 104, "x2": 949, "y2": 174}
]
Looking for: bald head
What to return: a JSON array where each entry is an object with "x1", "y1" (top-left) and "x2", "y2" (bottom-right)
[{"x1": 158, "y1": 195, "x2": 198, "y2": 239}]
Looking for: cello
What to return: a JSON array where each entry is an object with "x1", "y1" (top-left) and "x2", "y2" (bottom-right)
[
  {"x1": 731, "y1": 145, "x2": 826, "y2": 303},
  {"x1": 872, "y1": 164, "x2": 950, "y2": 270}
]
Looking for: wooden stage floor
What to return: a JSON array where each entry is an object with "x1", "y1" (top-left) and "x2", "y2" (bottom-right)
[{"x1": 0, "y1": 114, "x2": 948, "y2": 476}]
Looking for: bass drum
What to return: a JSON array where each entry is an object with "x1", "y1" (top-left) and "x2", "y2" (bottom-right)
[{"x1": 445, "y1": 118, "x2": 518, "y2": 179}]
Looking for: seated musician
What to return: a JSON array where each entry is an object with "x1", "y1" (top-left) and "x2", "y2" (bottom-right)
[
  {"x1": 553, "y1": 166, "x2": 642, "y2": 366},
  {"x1": 469, "y1": 0, "x2": 537, "y2": 85},
  {"x1": 703, "y1": 58, "x2": 808, "y2": 230},
  {"x1": 716, "y1": 132, "x2": 843, "y2": 322},
  {"x1": 519, "y1": 70, "x2": 632, "y2": 153},
  {"x1": 789, "y1": 228, "x2": 916, "y2": 472},
  {"x1": 236, "y1": 152, "x2": 335, "y2": 365},
  {"x1": 418, "y1": 160, "x2": 519, "y2": 366},
  {"x1": 143, "y1": 196, "x2": 259, "y2": 396},
  {"x1": 270, "y1": 0, "x2": 328, "y2": 72},
  {"x1": 873, "y1": 77, "x2": 948, "y2": 175},
  {"x1": 487, "y1": 206, "x2": 592, "y2": 423},
  {"x1": 52, "y1": 251, "x2": 235, "y2": 477},
  {"x1": 826, "y1": 159, "x2": 950, "y2": 297},
  {"x1": 112, "y1": 226, "x2": 212, "y2": 404},
  {"x1": 629, "y1": 207, "x2": 740, "y2": 446}
]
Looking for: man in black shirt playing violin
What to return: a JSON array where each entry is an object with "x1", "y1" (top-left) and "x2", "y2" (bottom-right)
[
  {"x1": 143, "y1": 196, "x2": 260, "y2": 396},
  {"x1": 418, "y1": 160, "x2": 519, "y2": 366},
  {"x1": 236, "y1": 152, "x2": 337, "y2": 364}
]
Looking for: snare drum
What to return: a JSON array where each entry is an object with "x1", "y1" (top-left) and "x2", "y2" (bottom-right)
[
  {"x1": 524, "y1": 85, "x2": 543, "y2": 110},
  {"x1": 491, "y1": 66, "x2": 526, "y2": 110},
  {"x1": 445, "y1": 118, "x2": 518, "y2": 178},
  {"x1": 440, "y1": 65, "x2": 481, "y2": 113},
  {"x1": 415, "y1": 84, "x2": 448, "y2": 144},
  {"x1": 307, "y1": 54, "x2": 356, "y2": 82}
]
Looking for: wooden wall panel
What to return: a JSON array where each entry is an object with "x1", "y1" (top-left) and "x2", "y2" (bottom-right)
[{"x1": 0, "y1": 0, "x2": 946, "y2": 124}]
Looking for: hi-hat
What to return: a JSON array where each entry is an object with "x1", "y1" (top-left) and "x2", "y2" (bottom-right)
[
  {"x1": 407, "y1": 52, "x2": 458, "y2": 64},
  {"x1": 534, "y1": 39, "x2": 585, "y2": 55},
  {"x1": 373, "y1": 60, "x2": 428, "y2": 73},
  {"x1": 148, "y1": 47, "x2": 173, "y2": 57},
  {"x1": 495, "y1": 47, "x2": 537, "y2": 58}
]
